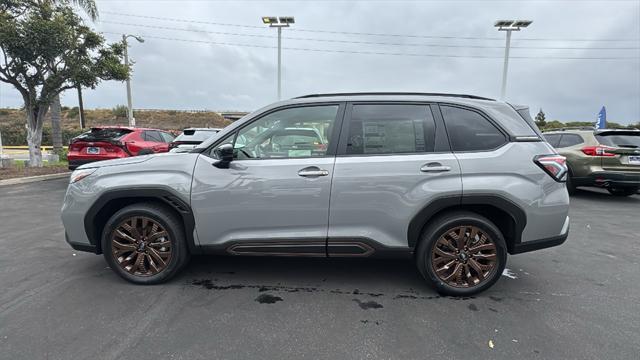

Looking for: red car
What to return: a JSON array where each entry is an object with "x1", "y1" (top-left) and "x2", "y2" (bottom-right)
[{"x1": 67, "y1": 127, "x2": 175, "y2": 170}]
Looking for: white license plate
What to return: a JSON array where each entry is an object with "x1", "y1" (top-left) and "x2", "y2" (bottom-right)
[
  {"x1": 629, "y1": 156, "x2": 640, "y2": 165},
  {"x1": 86, "y1": 147, "x2": 100, "y2": 154}
]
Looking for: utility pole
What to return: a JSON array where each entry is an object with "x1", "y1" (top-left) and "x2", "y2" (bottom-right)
[
  {"x1": 77, "y1": 85, "x2": 85, "y2": 129},
  {"x1": 494, "y1": 20, "x2": 533, "y2": 100},
  {"x1": 262, "y1": 16, "x2": 295, "y2": 100},
  {"x1": 122, "y1": 34, "x2": 144, "y2": 126}
]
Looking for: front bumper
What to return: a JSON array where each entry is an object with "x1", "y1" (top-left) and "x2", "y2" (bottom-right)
[{"x1": 66, "y1": 232, "x2": 98, "y2": 253}]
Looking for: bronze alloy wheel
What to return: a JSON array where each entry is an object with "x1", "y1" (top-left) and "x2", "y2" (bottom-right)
[
  {"x1": 111, "y1": 216, "x2": 172, "y2": 277},
  {"x1": 431, "y1": 225, "x2": 498, "y2": 288}
]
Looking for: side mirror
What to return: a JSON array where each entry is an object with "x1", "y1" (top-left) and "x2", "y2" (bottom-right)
[{"x1": 213, "y1": 143, "x2": 234, "y2": 169}]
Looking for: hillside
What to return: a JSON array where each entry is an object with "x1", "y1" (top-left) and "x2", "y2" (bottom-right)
[{"x1": 0, "y1": 108, "x2": 232, "y2": 146}]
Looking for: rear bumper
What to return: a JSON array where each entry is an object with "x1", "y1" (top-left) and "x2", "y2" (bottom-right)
[
  {"x1": 68, "y1": 157, "x2": 123, "y2": 170},
  {"x1": 574, "y1": 171, "x2": 640, "y2": 188},
  {"x1": 65, "y1": 232, "x2": 98, "y2": 254},
  {"x1": 511, "y1": 216, "x2": 569, "y2": 254}
]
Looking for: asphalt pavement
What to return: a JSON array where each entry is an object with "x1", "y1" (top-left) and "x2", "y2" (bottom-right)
[{"x1": 1, "y1": 178, "x2": 639, "y2": 360}]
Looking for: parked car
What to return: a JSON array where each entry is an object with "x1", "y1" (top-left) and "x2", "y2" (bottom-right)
[
  {"x1": 62, "y1": 92, "x2": 569, "y2": 296},
  {"x1": 543, "y1": 128, "x2": 640, "y2": 196},
  {"x1": 169, "y1": 128, "x2": 222, "y2": 153},
  {"x1": 67, "y1": 126, "x2": 175, "y2": 170}
]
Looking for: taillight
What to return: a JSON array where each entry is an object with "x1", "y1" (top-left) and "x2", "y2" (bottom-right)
[
  {"x1": 534, "y1": 155, "x2": 568, "y2": 182},
  {"x1": 69, "y1": 143, "x2": 82, "y2": 151},
  {"x1": 581, "y1": 145, "x2": 616, "y2": 157}
]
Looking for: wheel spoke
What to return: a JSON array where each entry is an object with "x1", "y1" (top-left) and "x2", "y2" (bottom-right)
[
  {"x1": 112, "y1": 239, "x2": 136, "y2": 250},
  {"x1": 433, "y1": 246, "x2": 456, "y2": 259},
  {"x1": 468, "y1": 243, "x2": 495, "y2": 254},
  {"x1": 148, "y1": 240, "x2": 170, "y2": 248},
  {"x1": 114, "y1": 229, "x2": 136, "y2": 244},
  {"x1": 147, "y1": 247, "x2": 168, "y2": 268},
  {"x1": 148, "y1": 231, "x2": 168, "y2": 242},
  {"x1": 473, "y1": 253, "x2": 497, "y2": 261},
  {"x1": 468, "y1": 258, "x2": 485, "y2": 280}
]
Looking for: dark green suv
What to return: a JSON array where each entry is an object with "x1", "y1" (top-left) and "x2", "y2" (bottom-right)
[{"x1": 543, "y1": 128, "x2": 640, "y2": 196}]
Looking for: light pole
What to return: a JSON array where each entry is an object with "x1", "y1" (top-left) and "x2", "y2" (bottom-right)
[
  {"x1": 494, "y1": 20, "x2": 532, "y2": 100},
  {"x1": 262, "y1": 16, "x2": 295, "y2": 100},
  {"x1": 122, "y1": 34, "x2": 144, "y2": 126}
]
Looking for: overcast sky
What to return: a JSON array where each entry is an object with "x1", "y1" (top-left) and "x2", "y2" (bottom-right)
[{"x1": 1, "y1": 0, "x2": 639, "y2": 123}]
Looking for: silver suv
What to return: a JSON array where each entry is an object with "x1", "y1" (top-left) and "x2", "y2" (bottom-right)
[{"x1": 62, "y1": 93, "x2": 570, "y2": 296}]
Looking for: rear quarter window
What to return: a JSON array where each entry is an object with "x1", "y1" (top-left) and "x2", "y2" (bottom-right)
[
  {"x1": 557, "y1": 134, "x2": 584, "y2": 148},
  {"x1": 440, "y1": 106, "x2": 507, "y2": 152},
  {"x1": 543, "y1": 134, "x2": 562, "y2": 147}
]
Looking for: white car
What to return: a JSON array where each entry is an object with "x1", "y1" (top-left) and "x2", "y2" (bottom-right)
[{"x1": 169, "y1": 128, "x2": 222, "y2": 153}]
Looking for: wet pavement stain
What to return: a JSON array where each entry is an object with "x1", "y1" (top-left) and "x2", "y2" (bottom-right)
[
  {"x1": 489, "y1": 295, "x2": 503, "y2": 302},
  {"x1": 468, "y1": 303, "x2": 479, "y2": 311},
  {"x1": 353, "y1": 299, "x2": 383, "y2": 310},
  {"x1": 489, "y1": 307, "x2": 499, "y2": 313},
  {"x1": 256, "y1": 294, "x2": 283, "y2": 304}
]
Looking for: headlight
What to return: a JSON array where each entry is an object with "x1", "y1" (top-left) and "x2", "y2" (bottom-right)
[{"x1": 70, "y1": 168, "x2": 97, "y2": 184}]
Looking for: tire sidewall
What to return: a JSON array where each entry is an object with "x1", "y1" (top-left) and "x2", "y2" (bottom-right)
[
  {"x1": 101, "y1": 204, "x2": 186, "y2": 284},
  {"x1": 416, "y1": 212, "x2": 507, "y2": 296}
]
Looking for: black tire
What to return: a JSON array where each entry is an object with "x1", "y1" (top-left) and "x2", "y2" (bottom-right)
[
  {"x1": 138, "y1": 148, "x2": 155, "y2": 156},
  {"x1": 101, "y1": 202, "x2": 189, "y2": 284},
  {"x1": 607, "y1": 187, "x2": 639, "y2": 197},
  {"x1": 416, "y1": 211, "x2": 507, "y2": 296},
  {"x1": 565, "y1": 171, "x2": 577, "y2": 195}
]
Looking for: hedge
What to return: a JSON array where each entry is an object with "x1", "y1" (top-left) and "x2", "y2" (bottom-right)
[{"x1": 0, "y1": 123, "x2": 85, "y2": 146}]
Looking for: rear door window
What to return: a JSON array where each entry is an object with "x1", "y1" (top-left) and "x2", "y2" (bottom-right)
[
  {"x1": 160, "y1": 132, "x2": 175, "y2": 143},
  {"x1": 344, "y1": 104, "x2": 436, "y2": 155},
  {"x1": 557, "y1": 134, "x2": 584, "y2": 148},
  {"x1": 440, "y1": 106, "x2": 506, "y2": 152},
  {"x1": 144, "y1": 130, "x2": 164, "y2": 143},
  {"x1": 543, "y1": 134, "x2": 562, "y2": 147}
]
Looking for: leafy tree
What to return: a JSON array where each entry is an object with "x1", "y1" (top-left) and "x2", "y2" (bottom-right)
[
  {"x1": 0, "y1": 0, "x2": 128, "y2": 166},
  {"x1": 534, "y1": 108, "x2": 546, "y2": 128},
  {"x1": 49, "y1": 0, "x2": 98, "y2": 151}
]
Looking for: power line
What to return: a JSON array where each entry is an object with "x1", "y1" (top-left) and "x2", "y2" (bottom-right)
[
  {"x1": 101, "y1": 11, "x2": 640, "y2": 43},
  {"x1": 100, "y1": 20, "x2": 640, "y2": 51},
  {"x1": 101, "y1": 31, "x2": 640, "y2": 60}
]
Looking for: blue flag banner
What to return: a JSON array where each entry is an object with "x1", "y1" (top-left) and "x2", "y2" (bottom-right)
[{"x1": 596, "y1": 106, "x2": 606, "y2": 129}]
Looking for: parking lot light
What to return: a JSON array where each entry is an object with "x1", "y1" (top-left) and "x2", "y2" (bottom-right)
[
  {"x1": 262, "y1": 16, "x2": 295, "y2": 100},
  {"x1": 494, "y1": 20, "x2": 533, "y2": 100}
]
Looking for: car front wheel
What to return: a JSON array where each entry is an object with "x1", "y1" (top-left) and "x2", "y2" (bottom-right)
[
  {"x1": 101, "y1": 203, "x2": 189, "y2": 284},
  {"x1": 416, "y1": 211, "x2": 507, "y2": 296}
]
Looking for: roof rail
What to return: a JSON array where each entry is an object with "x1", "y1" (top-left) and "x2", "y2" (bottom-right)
[
  {"x1": 543, "y1": 126, "x2": 595, "y2": 132},
  {"x1": 294, "y1": 92, "x2": 495, "y2": 101}
]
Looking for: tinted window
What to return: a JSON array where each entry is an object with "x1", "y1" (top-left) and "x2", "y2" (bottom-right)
[
  {"x1": 441, "y1": 106, "x2": 506, "y2": 152},
  {"x1": 160, "y1": 132, "x2": 175, "y2": 143},
  {"x1": 543, "y1": 134, "x2": 562, "y2": 147},
  {"x1": 174, "y1": 130, "x2": 218, "y2": 142},
  {"x1": 75, "y1": 128, "x2": 132, "y2": 141},
  {"x1": 144, "y1": 131, "x2": 164, "y2": 142},
  {"x1": 232, "y1": 105, "x2": 339, "y2": 159},
  {"x1": 557, "y1": 134, "x2": 584, "y2": 148},
  {"x1": 346, "y1": 104, "x2": 435, "y2": 155},
  {"x1": 596, "y1": 133, "x2": 640, "y2": 148}
]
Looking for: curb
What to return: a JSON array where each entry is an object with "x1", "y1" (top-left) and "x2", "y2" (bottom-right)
[{"x1": 0, "y1": 172, "x2": 71, "y2": 187}]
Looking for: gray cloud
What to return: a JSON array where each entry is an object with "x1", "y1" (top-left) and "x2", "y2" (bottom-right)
[{"x1": 1, "y1": 0, "x2": 638, "y2": 123}]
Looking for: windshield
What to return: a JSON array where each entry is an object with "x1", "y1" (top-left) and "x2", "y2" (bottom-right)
[
  {"x1": 596, "y1": 133, "x2": 640, "y2": 148},
  {"x1": 174, "y1": 130, "x2": 219, "y2": 142},
  {"x1": 75, "y1": 128, "x2": 132, "y2": 141}
]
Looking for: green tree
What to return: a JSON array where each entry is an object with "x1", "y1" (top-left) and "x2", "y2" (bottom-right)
[
  {"x1": 0, "y1": 0, "x2": 128, "y2": 166},
  {"x1": 534, "y1": 108, "x2": 546, "y2": 128},
  {"x1": 49, "y1": 0, "x2": 98, "y2": 153}
]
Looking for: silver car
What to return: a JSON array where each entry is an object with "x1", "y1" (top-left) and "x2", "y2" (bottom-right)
[{"x1": 62, "y1": 93, "x2": 570, "y2": 296}]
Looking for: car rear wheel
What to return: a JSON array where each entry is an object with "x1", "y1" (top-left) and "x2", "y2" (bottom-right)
[
  {"x1": 101, "y1": 203, "x2": 189, "y2": 284},
  {"x1": 416, "y1": 211, "x2": 507, "y2": 296},
  {"x1": 566, "y1": 171, "x2": 577, "y2": 195},
  {"x1": 607, "y1": 187, "x2": 639, "y2": 197}
]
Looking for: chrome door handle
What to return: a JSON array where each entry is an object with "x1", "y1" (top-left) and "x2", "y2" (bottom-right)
[
  {"x1": 420, "y1": 163, "x2": 451, "y2": 173},
  {"x1": 298, "y1": 166, "x2": 329, "y2": 177}
]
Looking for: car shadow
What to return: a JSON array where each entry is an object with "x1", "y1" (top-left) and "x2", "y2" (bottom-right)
[{"x1": 571, "y1": 187, "x2": 640, "y2": 202}]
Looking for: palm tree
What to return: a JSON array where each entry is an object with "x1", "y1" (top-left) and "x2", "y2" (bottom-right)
[{"x1": 50, "y1": 0, "x2": 98, "y2": 153}]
